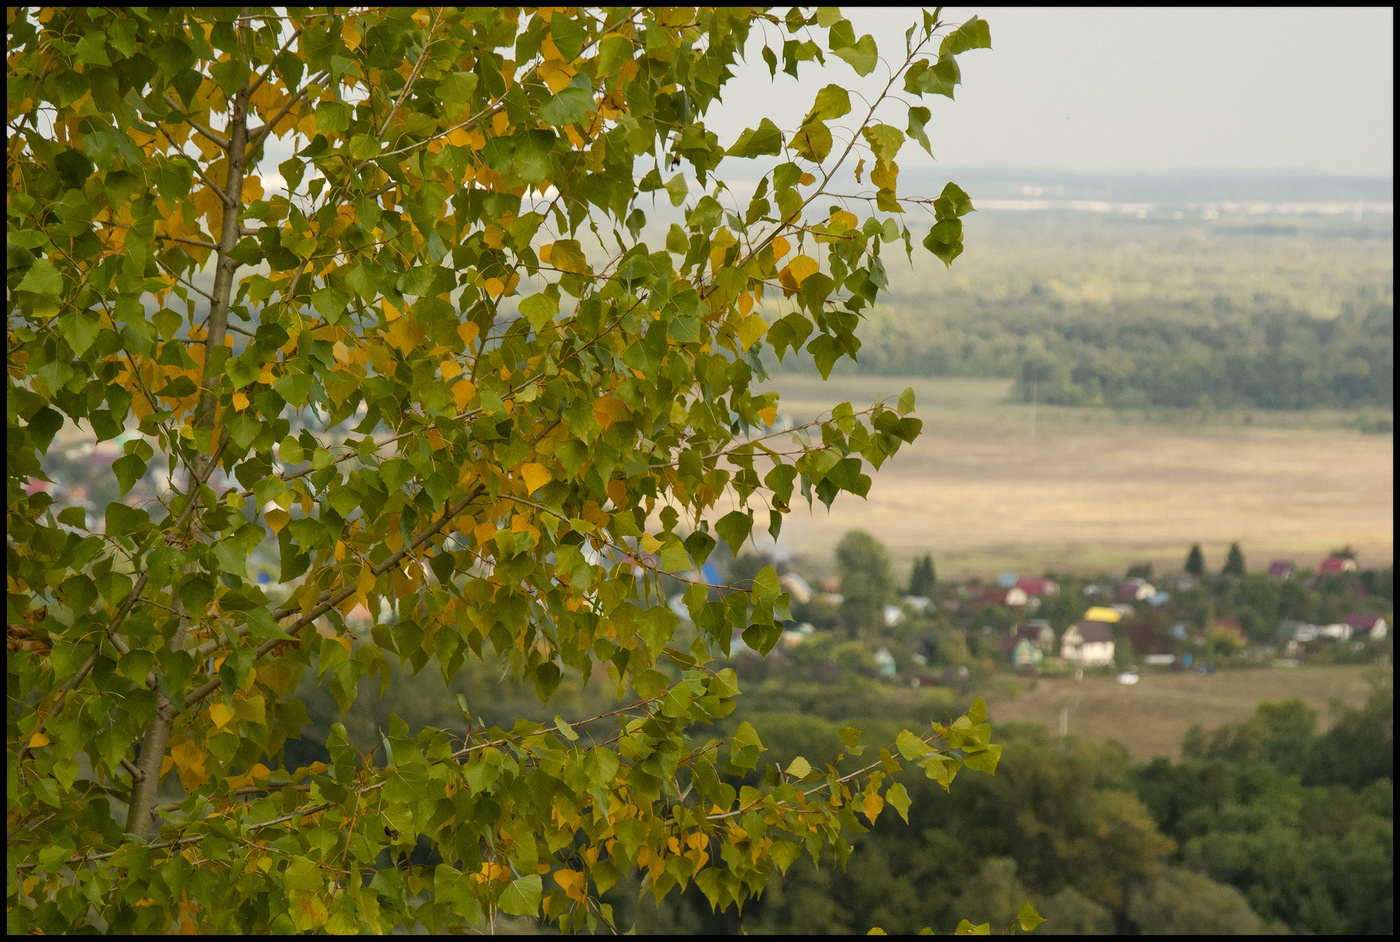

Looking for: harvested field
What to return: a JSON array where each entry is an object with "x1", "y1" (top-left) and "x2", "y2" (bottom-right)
[
  {"x1": 750, "y1": 376, "x2": 1394, "y2": 578},
  {"x1": 976, "y1": 663, "x2": 1387, "y2": 761}
]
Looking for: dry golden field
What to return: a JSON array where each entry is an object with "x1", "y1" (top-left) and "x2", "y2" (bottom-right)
[
  {"x1": 749, "y1": 375, "x2": 1394, "y2": 578},
  {"x1": 977, "y1": 663, "x2": 1387, "y2": 761}
]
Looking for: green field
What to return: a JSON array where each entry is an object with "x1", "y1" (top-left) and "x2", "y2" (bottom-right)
[
  {"x1": 977, "y1": 663, "x2": 1387, "y2": 761},
  {"x1": 746, "y1": 374, "x2": 1393, "y2": 579}
]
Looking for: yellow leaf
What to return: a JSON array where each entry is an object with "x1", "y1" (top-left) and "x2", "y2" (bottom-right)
[
  {"x1": 738, "y1": 291, "x2": 753, "y2": 316},
  {"x1": 484, "y1": 277, "x2": 505, "y2": 298},
  {"x1": 384, "y1": 314, "x2": 424, "y2": 355},
  {"x1": 171, "y1": 739, "x2": 209, "y2": 792},
  {"x1": 458, "y1": 321, "x2": 480, "y2": 348},
  {"x1": 265, "y1": 508, "x2": 290, "y2": 533},
  {"x1": 356, "y1": 566, "x2": 376, "y2": 600},
  {"x1": 592, "y1": 396, "x2": 626, "y2": 430},
  {"x1": 863, "y1": 789, "x2": 884, "y2": 824},
  {"x1": 771, "y1": 236, "x2": 791, "y2": 260},
  {"x1": 640, "y1": 533, "x2": 662, "y2": 553},
  {"x1": 737, "y1": 313, "x2": 768, "y2": 349},
  {"x1": 519, "y1": 462, "x2": 551, "y2": 494},
  {"x1": 758, "y1": 404, "x2": 778, "y2": 426},
  {"x1": 547, "y1": 239, "x2": 589, "y2": 275},
  {"x1": 539, "y1": 58, "x2": 575, "y2": 93},
  {"x1": 441, "y1": 360, "x2": 462, "y2": 381},
  {"x1": 555, "y1": 867, "x2": 588, "y2": 904},
  {"x1": 342, "y1": 18, "x2": 362, "y2": 50},
  {"x1": 787, "y1": 254, "x2": 819, "y2": 286},
  {"x1": 232, "y1": 391, "x2": 250, "y2": 411},
  {"x1": 382, "y1": 296, "x2": 401, "y2": 322},
  {"x1": 209, "y1": 702, "x2": 235, "y2": 729},
  {"x1": 452, "y1": 378, "x2": 477, "y2": 412},
  {"x1": 27, "y1": 731, "x2": 49, "y2": 748},
  {"x1": 474, "y1": 519, "x2": 497, "y2": 548},
  {"x1": 241, "y1": 175, "x2": 264, "y2": 205}
]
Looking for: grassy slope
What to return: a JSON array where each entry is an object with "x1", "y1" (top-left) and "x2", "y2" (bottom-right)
[{"x1": 976, "y1": 663, "x2": 1387, "y2": 761}]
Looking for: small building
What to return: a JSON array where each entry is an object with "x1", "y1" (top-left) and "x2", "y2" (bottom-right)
[
  {"x1": 1210, "y1": 617, "x2": 1248, "y2": 647},
  {"x1": 982, "y1": 585, "x2": 1028, "y2": 608},
  {"x1": 1061, "y1": 621, "x2": 1116, "y2": 666},
  {"x1": 873, "y1": 647, "x2": 897, "y2": 678},
  {"x1": 1117, "y1": 579, "x2": 1156, "y2": 602},
  {"x1": 883, "y1": 604, "x2": 906, "y2": 628},
  {"x1": 1013, "y1": 619, "x2": 1057, "y2": 653},
  {"x1": 1267, "y1": 560, "x2": 1296, "y2": 579},
  {"x1": 902, "y1": 594, "x2": 934, "y2": 614},
  {"x1": 1318, "y1": 622, "x2": 1352, "y2": 640},
  {"x1": 1276, "y1": 619, "x2": 1318, "y2": 644},
  {"x1": 1010, "y1": 637, "x2": 1043, "y2": 667},
  {"x1": 1015, "y1": 577, "x2": 1060, "y2": 598},
  {"x1": 1146, "y1": 590, "x2": 1171, "y2": 607},
  {"x1": 780, "y1": 573, "x2": 814, "y2": 604},
  {"x1": 996, "y1": 572, "x2": 1020, "y2": 588},
  {"x1": 1318, "y1": 556, "x2": 1358, "y2": 574},
  {"x1": 1345, "y1": 613, "x2": 1388, "y2": 640}
]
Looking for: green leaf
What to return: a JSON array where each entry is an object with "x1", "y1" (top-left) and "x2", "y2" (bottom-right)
[
  {"x1": 112, "y1": 453, "x2": 147, "y2": 497},
  {"x1": 497, "y1": 874, "x2": 542, "y2": 917},
  {"x1": 941, "y1": 16, "x2": 993, "y2": 55},
  {"x1": 897, "y1": 386, "x2": 916, "y2": 415},
  {"x1": 726, "y1": 117, "x2": 783, "y2": 158},
  {"x1": 714, "y1": 510, "x2": 752, "y2": 555},
  {"x1": 934, "y1": 181, "x2": 976, "y2": 219},
  {"x1": 786, "y1": 756, "x2": 812, "y2": 779},
  {"x1": 519, "y1": 292, "x2": 558, "y2": 330},
  {"x1": 539, "y1": 87, "x2": 592, "y2": 127},
  {"x1": 963, "y1": 743, "x2": 1002, "y2": 774},
  {"x1": 729, "y1": 720, "x2": 765, "y2": 770},
  {"x1": 1017, "y1": 902, "x2": 1045, "y2": 932},
  {"x1": 807, "y1": 84, "x2": 852, "y2": 122},
  {"x1": 955, "y1": 919, "x2": 992, "y2": 935},
  {"x1": 885, "y1": 782, "x2": 912, "y2": 822},
  {"x1": 832, "y1": 33, "x2": 878, "y2": 76},
  {"x1": 923, "y1": 218, "x2": 963, "y2": 267},
  {"x1": 895, "y1": 729, "x2": 933, "y2": 760},
  {"x1": 16, "y1": 258, "x2": 63, "y2": 295}
]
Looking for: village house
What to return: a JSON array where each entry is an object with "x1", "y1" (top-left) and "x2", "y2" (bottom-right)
[
  {"x1": 982, "y1": 585, "x2": 1028, "y2": 607},
  {"x1": 1060, "y1": 621, "x2": 1116, "y2": 666},
  {"x1": 1344, "y1": 613, "x2": 1388, "y2": 640},
  {"x1": 1116, "y1": 578, "x2": 1156, "y2": 602},
  {"x1": 1318, "y1": 555, "x2": 1358, "y2": 574},
  {"x1": 1210, "y1": 617, "x2": 1248, "y2": 647},
  {"x1": 1276, "y1": 619, "x2": 1319, "y2": 645},
  {"x1": 1013, "y1": 619, "x2": 1057, "y2": 653},
  {"x1": 1318, "y1": 621, "x2": 1353, "y2": 640},
  {"x1": 1266, "y1": 560, "x2": 1296, "y2": 579},
  {"x1": 1015, "y1": 577, "x2": 1060, "y2": 598},
  {"x1": 1007, "y1": 636, "x2": 1043, "y2": 667}
]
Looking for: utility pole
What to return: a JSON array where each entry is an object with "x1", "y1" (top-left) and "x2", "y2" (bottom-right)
[{"x1": 1030, "y1": 380, "x2": 1038, "y2": 442}]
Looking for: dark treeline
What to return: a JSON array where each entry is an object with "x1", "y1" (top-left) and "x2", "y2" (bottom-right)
[
  {"x1": 614, "y1": 682, "x2": 1394, "y2": 935},
  {"x1": 777, "y1": 289, "x2": 1393, "y2": 412}
]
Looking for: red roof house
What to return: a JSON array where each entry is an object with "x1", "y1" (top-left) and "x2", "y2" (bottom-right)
[
  {"x1": 1319, "y1": 556, "x2": 1358, "y2": 574},
  {"x1": 1266, "y1": 560, "x2": 1296, "y2": 579},
  {"x1": 982, "y1": 585, "x2": 1028, "y2": 607},
  {"x1": 1015, "y1": 577, "x2": 1060, "y2": 598}
]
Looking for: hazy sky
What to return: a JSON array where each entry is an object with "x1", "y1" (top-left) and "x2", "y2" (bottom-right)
[{"x1": 713, "y1": 7, "x2": 1394, "y2": 176}]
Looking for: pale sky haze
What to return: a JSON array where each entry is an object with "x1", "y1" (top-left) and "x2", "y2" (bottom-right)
[{"x1": 715, "y1": 7, "x2": 1394, "y2": 177}]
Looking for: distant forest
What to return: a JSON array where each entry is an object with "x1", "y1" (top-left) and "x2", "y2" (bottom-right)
[{"x1": 768, "y1": 213, "x2": 1394, "y2": 413}]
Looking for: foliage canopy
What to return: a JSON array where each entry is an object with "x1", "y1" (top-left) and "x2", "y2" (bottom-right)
[{"x1": 7, "y1": 6, "x2": 1000, "y2": 933}]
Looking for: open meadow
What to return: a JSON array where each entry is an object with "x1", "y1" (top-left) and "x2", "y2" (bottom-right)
[
  {"x1": 750, "y1": 374, "x2": 1394, "y2": 578},
  {"x1": 976, "y1": 663, "x2": 1388, "y2": 761}
]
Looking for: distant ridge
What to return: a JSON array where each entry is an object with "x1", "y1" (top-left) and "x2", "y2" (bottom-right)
[{"x1": 910, "y1": 166, "x2": 1393, "y2": 206}]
